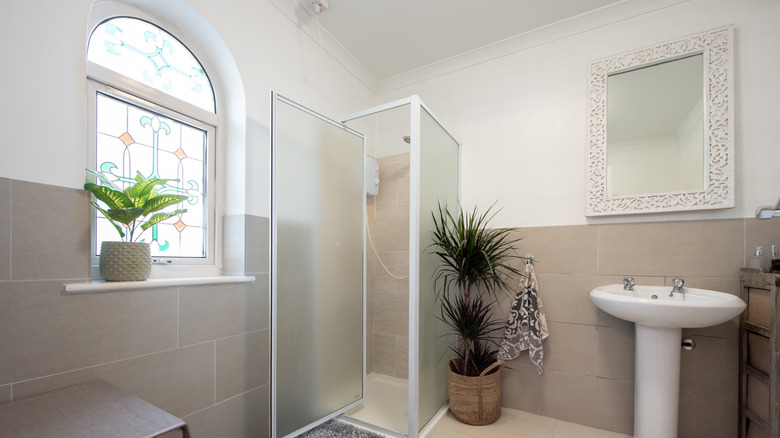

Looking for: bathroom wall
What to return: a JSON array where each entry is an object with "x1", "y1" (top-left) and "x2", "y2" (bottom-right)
[
  {"x1": 377, "y1": 0, "x2": 780, "y2": 227},
  {"x1": 489, "y1": 218, "x2": 780, "y2": 436},
  {"x1": 366, "y1": 153, "x2": 410, "y2": 379},
  {"x1": 370, "y1": 0, "x2": 780, "y2": 436},
  {"x1": 0, "y1": 1, "x2": 372, "y2": 436},
  {"x1": 0, "y1": 177, "x2": 271, "y2": 436}
]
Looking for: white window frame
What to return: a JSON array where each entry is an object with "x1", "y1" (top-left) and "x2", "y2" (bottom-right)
[{"x1": 86, "y1": 23, "x2": 219, "y2": 278}]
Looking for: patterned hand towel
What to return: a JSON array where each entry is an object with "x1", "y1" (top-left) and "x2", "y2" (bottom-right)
[{"x1": 498, "y1": 261, "x2": 549, "y2": 373}]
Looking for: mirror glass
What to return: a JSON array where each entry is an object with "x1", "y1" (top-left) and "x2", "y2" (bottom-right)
[
  {"x1": 607, "y1": 54, "x2": 704, "y2": 197},
  {"x1": 586, "y1": 26, "x2": 733, "y2": 216}
]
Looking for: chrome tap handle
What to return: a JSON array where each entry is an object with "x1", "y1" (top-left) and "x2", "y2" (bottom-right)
[
  {"x1": 670, "y1": 278, "x2": 685, "y2": 297},
  {"x1": 623, "y1": 277, "x2": 635, "y2": 291}
]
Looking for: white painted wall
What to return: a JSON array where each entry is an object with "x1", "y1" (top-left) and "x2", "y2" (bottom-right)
[
  {"x1": 377, "y1": 0, "x2": 780, "y2": 227},
  {"x1": 0, "y1": 0, "x2": 375, "y2": 218}
]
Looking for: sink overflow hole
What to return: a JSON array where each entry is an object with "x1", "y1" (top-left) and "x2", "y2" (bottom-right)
[{"x1": 651, "y1": 294, "x2": 658, "y2": 299}]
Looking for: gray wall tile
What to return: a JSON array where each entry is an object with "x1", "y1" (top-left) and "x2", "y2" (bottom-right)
[
  {"x1": 540, "y1": 370, "x2": 634, "y2": 434},
  {"x1": 679, "y1": 335, "x2": 739, "y2": 398},
  {"x1": 246, "y1": 215, "x2": 269, "y2": 274},
  {"x1": 222, "y1": 214, "x2": 246, "y2": 275},
  {"x1": 12, "y1": 342, "x2": 214, "y2": 418},
  {"x1": 216, "y1": 330, "x2": 269, "y2": 402},
  {"x1": 595, "y1": 325, "x2": 635, "y2": 383},
  {"x1": 544, "y1": 322, "x2": 596, "y2": 375},
  {"x1": 0, "y1": 281, "x2": 178, "y2": 384},
  {"x1": 179, "y1": 281, "x2": 266, "y2": 346},
  {"x1": 499, "y1": 219, "x2": 747, "y2": 435},
  {"x1": 598, "y1": 220, "x2": 744, "y2": 278},
  {"x1": 510, "y1": 225, "x2": 598, "y2": 275},
  {"x1": 184, "y1": 385, "x2": 269, "y2": 438},
  {"x1": 0, "y1": 385, "x2": 10, "y2": 403},
  {"x1": 0, "y1": 178, "x2": 10, "y2": 281},
  {"x1": 678, "y1": 391, "x2": 737, "y2": 438},
  {"x1": 11, "y1": 180, "x2": 90, "y2": 280},
  {"x1": 500, "y1": 365, "x2": 541, "y2": 413}
]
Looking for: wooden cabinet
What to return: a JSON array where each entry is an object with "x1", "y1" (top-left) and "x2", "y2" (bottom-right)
[{"x1": 740, "y1": 269, "x2": 780, "y2": 438}]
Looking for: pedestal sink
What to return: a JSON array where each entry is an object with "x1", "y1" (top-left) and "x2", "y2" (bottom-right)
[{"x1": 590, "y1": 283, "x2": 746, "y2": 438}]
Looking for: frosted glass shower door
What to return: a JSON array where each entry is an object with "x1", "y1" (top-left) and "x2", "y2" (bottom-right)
[
  {"x1": 413, "y1": 102, "x2": 460, "y2": 433},
  {"x1": 271, "y1": 94, "x2": 366, "y2": 438}
]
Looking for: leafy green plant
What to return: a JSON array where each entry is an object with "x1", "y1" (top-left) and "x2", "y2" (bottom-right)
[
  {"x1": 429, "y1": 202, "x2": 522, "y2": 376},
  {"x1": 84, "y1": 168, "x2": 189, "y2": 242}
]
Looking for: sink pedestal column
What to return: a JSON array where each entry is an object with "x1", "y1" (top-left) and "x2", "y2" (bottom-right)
[{"x1": 634, "y1": 325, "x2": 682, "y2": 438}]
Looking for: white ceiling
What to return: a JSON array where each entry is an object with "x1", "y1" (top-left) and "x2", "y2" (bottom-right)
[{"x1": 307, "y1": 0, "x2": 625, "y2": 80}]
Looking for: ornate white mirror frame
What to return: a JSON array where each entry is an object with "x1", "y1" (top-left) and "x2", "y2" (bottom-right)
[{"x1": 585, "y1": 26, "x2": 734, "y2": 216}]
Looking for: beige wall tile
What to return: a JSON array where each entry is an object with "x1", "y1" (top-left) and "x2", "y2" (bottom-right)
[
  {"x1": 544, "y1": 322, "x2": 596, "y2": 375},
  {"x1": 184, "y1": 385, "x2": 269, "y2": 438},
  {"x1": 598, "y1": 219, "x2": 744, "y2": 278},
  {"x1": 395, "y1": 335, "x2": 408, "y2": 379},
  {"x1": 510, "y1": 225, "x2": 599, "y2": 275},
  {"x1": 500, "y1": 364, "x2": 541, "y2": 413},
  {"x1": 216, "y1": 330, "x2": 269, "y2": 402},
  {"x1": 373, "y1": 292, "x2": 409, "y2": 337},
  {"x1": 534, "y1": 274, "x2": 632, "y2": 328},
  {"x1": 679, "y1": 335, "x2": 739, "y2": 398},
  {"x1": 179, "y1": 281, "x2": 266, "y2": 346},
  {"x1": 12, "y1": 342, "x2": 214, "y2": 418},
  {"x1": 372, "y1": 332, "x2": 395, "y2": 376},
  {"x1": 0, "y1": 178, "x2": 9, "y2": 281},
  {"x1": 371, "y1": 208, "x2": 410, "y2": 251},
  {"x1": 745, "y1": 218, "x2": 780, "y2": 266},
  {"x1": 595, "y1": 325, "x2": 635, "y2": 383},
  {"x1": 678, "y1": 391, "x2": 737, "y2": 438},
  {"x1": 540, "y1": 370, "x2": 633, "y2": 435},
  {"x1": 11, "y1": 180, "x2": 90, "y2": 280},
  {"x1": 0, "y1": 280, "x2": 177, "y2": 385},
  {"x1": 368, "y1": 249, "x2": 410, "y2": 293},
  {"x1": 375, "y1": 154, "x2": 410, "y2": 212}
]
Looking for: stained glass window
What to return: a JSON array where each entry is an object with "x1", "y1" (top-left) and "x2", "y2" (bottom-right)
[
  {"x1": 87, "y1": 16, "x2": 215, "y2": 262},
  {"x1": 95, "y1": 93, "x2": 207, "y2": 258},
  {"x1": 88, "y1": 17, "x2": 215, "y2": 113}
]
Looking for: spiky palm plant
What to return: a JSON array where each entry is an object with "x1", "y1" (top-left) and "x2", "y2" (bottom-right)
[{"x1": 429, "y1": 202, "x2": 522, "y2": 377}]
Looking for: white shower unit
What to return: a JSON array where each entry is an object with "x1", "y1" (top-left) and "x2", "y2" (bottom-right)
[
  {"x1": 341, "y1": 96, "x2": 461, "y2": 438},
  {"x1": 271, "y1": 94, "x2": 460, "y2": 438}
]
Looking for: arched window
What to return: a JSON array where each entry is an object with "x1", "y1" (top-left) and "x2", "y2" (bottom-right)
[{"x1": 87, "y1": 16, "x2": 216, "y2": 266}]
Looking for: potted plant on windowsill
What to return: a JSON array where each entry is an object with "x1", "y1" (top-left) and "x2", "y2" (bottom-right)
[
  {"x1": 84, "y1": 169, "x2": 189, "y2": 282},
  {"x1": 429, "y1": 202, "x2": 522, "y2": 425}
]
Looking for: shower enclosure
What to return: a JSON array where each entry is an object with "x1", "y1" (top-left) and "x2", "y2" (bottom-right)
[{"x1": 271, "y1": 94, "x2": 460, "y2": 438}]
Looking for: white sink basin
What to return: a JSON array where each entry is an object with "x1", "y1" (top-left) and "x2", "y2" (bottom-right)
[
  {"x1": 590, "y1": 283, "x2": 746, "y2": 437},
  {"x1": 590, "y1": 284, "x2": 745, "y2": 328}
]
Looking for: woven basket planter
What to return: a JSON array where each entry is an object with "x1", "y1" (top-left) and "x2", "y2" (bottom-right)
[
  {"x1": 99, "y1": 242, "x2": 151, "y2": 282},
  {"x1": 448, "y1": 359, "x2": 504, "y2": 425}
]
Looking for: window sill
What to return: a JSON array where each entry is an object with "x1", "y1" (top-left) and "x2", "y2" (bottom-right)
[{"x1": 62, "y1": 275, "x2": 256, "y2": 295}]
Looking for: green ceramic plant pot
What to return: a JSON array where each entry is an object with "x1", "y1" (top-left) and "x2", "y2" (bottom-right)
[{"x1": 99, "y1": 241, "x2": 151, "y2": 281}]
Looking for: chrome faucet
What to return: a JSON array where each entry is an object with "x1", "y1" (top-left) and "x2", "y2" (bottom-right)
[
  {"x1": 623, "y1": 277, "x2": 635, "y2": 291},
  {"x1": 669, "y1": 278, "x2": 685, "y2": 297}
]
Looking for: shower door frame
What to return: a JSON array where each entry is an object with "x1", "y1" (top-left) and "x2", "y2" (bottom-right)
[{"x1": 341, "y1": 95, "x2": 461, "y2": 438}]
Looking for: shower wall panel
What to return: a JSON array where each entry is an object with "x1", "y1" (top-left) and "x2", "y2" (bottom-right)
[{"x1": 367, "y1": 153, "x2": 410, "y2": 379}]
